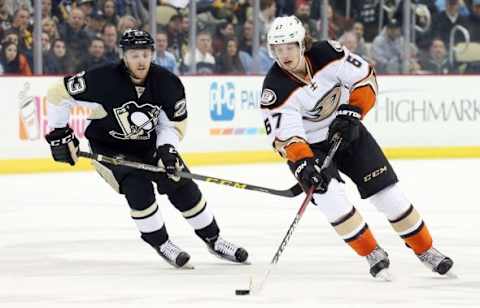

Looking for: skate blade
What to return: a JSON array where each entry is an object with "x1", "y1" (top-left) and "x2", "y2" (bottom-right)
[
  {"x1": 444, "y1": 271, "x2": 458, "y2": 279},
  {"x1": 375, "y1": 268, "x2": 393, "y2": 282},
  {"x1": 208, "y1": 250, "x2": 250, "y2": 265},
  {"x1": 179, "y1": 262, "x2": 195, "y2": 270}
]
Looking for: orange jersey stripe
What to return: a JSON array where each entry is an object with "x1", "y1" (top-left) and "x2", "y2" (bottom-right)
[
  {"x1": 285, "y1": 142, "x2": 314, "y2": 162},
  {"x1": 349, "y1": 85, "x2": 376, "y2": 118}
]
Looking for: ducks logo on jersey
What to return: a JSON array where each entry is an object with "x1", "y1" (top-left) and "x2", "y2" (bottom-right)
[
  {"x1": 109, "y1": 101, "x2": 161, "y2": 140},
  {"x1": 304, "y1": 84, "x2": 342, "y2": 122}
]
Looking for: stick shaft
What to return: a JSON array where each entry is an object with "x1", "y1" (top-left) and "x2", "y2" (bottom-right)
[
  {"x1": 78, "y1": 151, "x2": 302, "y2": 198},
  {"x1": 250, "y1": 136, "x2": 342, "y2": 294}
]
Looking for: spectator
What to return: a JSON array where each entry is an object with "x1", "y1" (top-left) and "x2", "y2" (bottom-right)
[
  {"x1": 212, "y1": 21, "x2": 235, "y2": 57},
  {"x1": 3, "y1": 0, "x2": 32, "y2": 16},
  {"x1": 42, "y1": 17, "x2": 60, "y2": 42},
  {"x1": 215, "y1": 38, "x2": 246, "y2": 74},
  {"x1": 0, "y1": 41, "x2": 32, "y2": 75},
  {"x1": 102, "y1": 23, "x2": 120, "y2": 62},
  {"x1": 238, "y1": 19, "x2": 254, "y2": 56},
  {"x1": 295, "y1": 1, "x2": 320, "y2": 40},
  {"x1": 76, "y1": 37, "x2": 108, "y2": 71},
  {"x1": 0, "y1": 5, "x2": 9, "y2": 43},
  {"x1": 351, "y1": 21, "x2": 371, "y2": 61},
  {"x1": 43, "y1": 38, "x2": 74, "y2": 74},
  {"x1": 419, "y1": 38, "x2": 455, "y2": 73},
  {"x1": 41, "y1": 0, "x2": 53, "y2": 19},
  {"x1": 58, "y1": 8, "x2": 90, "y2": 69},
  {"x1": 315, "y1": 3, "x2": 342, "y2": 40},
  {"x1": 117, "y1": 15, "x2": 138, "y2": 35},
  {"x1": 276, "y1": 0, "x2": 295, "y2": 16},
  {"x1": 347, "y1": 0, "x2": 383, "y2": 42},
  {"x1": 101, "y1": 0, "x2": 119, "y2": 25},
  {"x1": 116, "y1": 0, "x2": 148, "y2": 27},
  {"x1": 41, "y1": 31, "x2": 51, "y2": 53},
  {"x1": 468, "y1": 0, "x2": 480, "y2": 42},
  {"x1": 154, "y1": 31, "x2": 178, "y2": 74},
  {"x1": 2, "y1": 30, "x2": 19, "y2": 46},
  {"x1": 431, "y1": 0, "x2": 469, "y2": 47},
  {"x1": 339, "y1": 31, "x2": 359, "y2": 53},
  {"x1": 77, "y1": 0, "x2": 95, "y2": 18},
  {"x1": 165, "y1": 14, "x2": 188, "y2": 65},
  {"x1": 85, "y1": 12, "x2": 107, "y2": 39},
  {"x1": 435, "y1": 0, "x2": 470, "y2": 16},
  {"x1": 11, "y1": 8, "x2": 32, "y2": 52},
  {"x1": 371, "y1": 19, "x2": 404, "y2": 73},
  {"x1": 258, "y1": 0, "x2": 276, "y2": 40},
  {"x1": 256, "y1": 42, "x2": 274, "y2": 74},
  {"x1": 183, "y1": 30, "x2": 215, "y2": 74},
  {"x1": 407, "y1": 44, "x2": 423, "y2": 74}
]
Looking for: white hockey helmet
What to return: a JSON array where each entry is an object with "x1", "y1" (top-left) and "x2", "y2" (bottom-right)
[{"x1": 267, "y1": 15, "x2": 306, "y2": 59}]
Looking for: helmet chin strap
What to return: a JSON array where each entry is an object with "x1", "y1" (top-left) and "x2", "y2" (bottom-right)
[{"x1": 291, "y1": 49, "x2": 305, "y2": 72}]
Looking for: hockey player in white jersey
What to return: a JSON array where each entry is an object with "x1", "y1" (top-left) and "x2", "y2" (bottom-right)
[{"x1": 261, "y1": 16, "x2": 453, "y2": 279}]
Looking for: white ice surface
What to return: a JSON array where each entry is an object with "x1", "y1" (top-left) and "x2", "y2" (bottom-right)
[{"x1": 1, "y1": 160, "x2": 479, "y2": 308}]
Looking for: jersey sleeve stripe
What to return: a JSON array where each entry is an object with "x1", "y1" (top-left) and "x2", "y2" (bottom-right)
[
  {"x1": 349, "y1": 85, "x2": 376, "y2": 117},
  {"x1": 284, "y1": 142, "x2": 314, "y2": 162}
]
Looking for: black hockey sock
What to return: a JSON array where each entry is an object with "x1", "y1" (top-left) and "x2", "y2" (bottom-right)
[
  {"x1": 141, "y1": 225, "x2": 169, "y2": 247},
  {"x1": 195, "y1": 218, "x2": 220, "y2": 245}
]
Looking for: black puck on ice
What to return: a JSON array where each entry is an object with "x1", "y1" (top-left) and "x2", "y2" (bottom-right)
[{"x1": 235, "y1": 289, "x2": 250, "y2": 296}]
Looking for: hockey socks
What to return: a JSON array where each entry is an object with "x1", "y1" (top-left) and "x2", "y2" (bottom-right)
[
  {"x1": 389, "y1": 205, "x2": 432, "y2": 254},
  {"x1": 331, "y1": 207, "x2": 377, "y2": 257}
]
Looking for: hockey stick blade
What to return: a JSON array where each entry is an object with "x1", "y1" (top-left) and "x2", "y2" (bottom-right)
[{"x1": 78, "y1": 151, "x2": 302, "y2": 198}]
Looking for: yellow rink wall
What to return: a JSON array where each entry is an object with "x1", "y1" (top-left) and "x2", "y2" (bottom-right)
[
  {"x1": 1, "y1": 146, "x2": 480, "y2": 175},
  {"x1": 1, "y1": 75, "x2": 479, "y2": 175}
]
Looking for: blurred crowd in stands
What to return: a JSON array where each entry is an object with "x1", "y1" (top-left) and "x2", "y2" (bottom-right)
[{"x1": 0, "y1": 0, "x2": 480, "y2": 76}]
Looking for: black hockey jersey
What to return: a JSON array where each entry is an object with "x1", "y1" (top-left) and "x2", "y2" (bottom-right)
[{"x1": 56, "y1": 61, "x2": 187, "y2": 156}]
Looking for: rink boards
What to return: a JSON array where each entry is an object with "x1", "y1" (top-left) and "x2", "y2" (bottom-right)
[{"x1": 1, "y1": 75, "x2": 479, "y2": 174}]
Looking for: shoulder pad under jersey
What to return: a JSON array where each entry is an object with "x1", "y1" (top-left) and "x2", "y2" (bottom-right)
[
  {"x1": 148, "y1": 63, "x2": 187, "y2": 121},
  {"x1": 306, "y1": 40, "x2": 345, "y2": 73},
  {"x1": 260, "y1": 63, "x2": 302, "y2": 110},
  {"x1": 63, "y1": 63, "x2": 119, "y2": 101}
]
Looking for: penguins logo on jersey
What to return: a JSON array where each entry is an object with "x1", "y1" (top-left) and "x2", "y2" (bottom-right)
[
  {"x1": 109, "y1": 101, "x2": 161, "y2": 140},
  {"x1": 304, "y1": 84, "x2": 342, "y2": 122}
]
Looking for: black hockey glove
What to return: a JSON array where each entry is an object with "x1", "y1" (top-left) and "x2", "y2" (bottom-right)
[
  {"x1": 292, "y1": 157, "x2": 331, "y2": 193},
  {"x1": 328, "y1": 104, "x2": 362, "y2": 150},
  {"x1": 157, "y1": 144, "x2": 184, "y2": 181},
  {"x1": 45, "y1": 126, "x2": 79, "y2": 166}
]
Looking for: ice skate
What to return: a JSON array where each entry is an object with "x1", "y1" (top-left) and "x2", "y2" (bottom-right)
[
  {"x1": 207, "y1": 236, "x2": 249, "y2": 264},
  {"x1": 154, "y1": 240, "x2": 194, "y2": 269},
  {"x1": 417, "y1": 247, "x2": 454, "y2": 277},
  {"x1": 366, "y1": 246, "x2": 392, "y2": 281}
]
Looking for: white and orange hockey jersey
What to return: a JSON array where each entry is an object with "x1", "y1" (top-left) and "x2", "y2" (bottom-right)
[{"x1": 260, "y1": 40, "x2": 378, "y2": 162}]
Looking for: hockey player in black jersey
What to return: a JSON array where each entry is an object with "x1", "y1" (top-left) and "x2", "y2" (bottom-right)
[
  {"x1": 260, "y1": 16, "x2": 453, "y2": 279},
  {"x1": 45, "y1": 29, "x2": 248, "y2": 269}
]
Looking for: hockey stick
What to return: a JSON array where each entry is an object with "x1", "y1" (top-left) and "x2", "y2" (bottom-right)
[
  {"x1": 78, "y1": 151, "x2": 303, "y2": 198},
  {"x1": 235, "y1": 136, "x2": 342, "y2": 296}
]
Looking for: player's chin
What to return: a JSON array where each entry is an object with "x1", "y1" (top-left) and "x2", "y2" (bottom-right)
[
  {"x1": 281, "y1": 62, "x2": 294, "y2": 71},
  {"x1": 134, "y1": 69, "x2": 148, "y2": 78}
]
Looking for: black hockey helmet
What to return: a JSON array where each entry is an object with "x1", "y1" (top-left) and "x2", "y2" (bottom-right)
[{"x1": 119, "y1": 29, "x2": 154, "y2": 51}]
